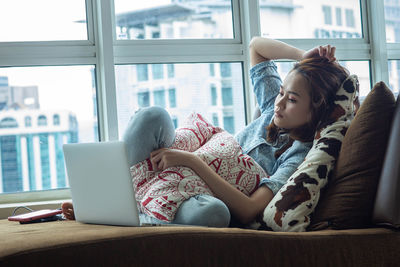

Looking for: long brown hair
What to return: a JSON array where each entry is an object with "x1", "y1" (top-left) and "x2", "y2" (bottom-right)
[{"x1": 267, "y1": 57, "x2": 349, "y2": 155}]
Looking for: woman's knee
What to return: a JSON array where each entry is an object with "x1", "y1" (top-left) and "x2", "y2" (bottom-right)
[
  {"x1": 122, "y1": 106, "x2": 175, "y2": 165},
  {"x1": 174, "y1": 195, "x2": 231, "y2": 227},
  {"x1": 134, "y1": 106, "x2": 171, "y2": 125}
]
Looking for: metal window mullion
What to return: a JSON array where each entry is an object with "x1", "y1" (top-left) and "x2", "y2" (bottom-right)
[
  {"x1": 232, "y1": 0, "x2": 242, "y2": 43},
  {"x1": 86, "y1": 0, "x2": 95, "y2": 45},
  {"x1": 241, "y1": 0, "x2": 260, "y2": 124},
  {"x1": 94, "y1": 0, "x2": 118, "y2": 141},
  {"x1": 0, "y1": 42, "x2": 96, "y2": 67},
  {"x1": 366, "y1": 0, "x2": 389, "y2": 85}
]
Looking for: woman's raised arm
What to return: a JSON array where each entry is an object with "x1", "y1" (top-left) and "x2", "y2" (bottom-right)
[
  {"x1": 249, "y1": 37, "x2": 337, "y2": 67},
  {"x1": 249, "y1": 37, "x2": 305, "y2": 66}
]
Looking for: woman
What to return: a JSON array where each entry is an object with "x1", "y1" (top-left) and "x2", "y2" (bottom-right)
[{"x1": 62, "y1": 37, "x2": 349, "y2": 227}]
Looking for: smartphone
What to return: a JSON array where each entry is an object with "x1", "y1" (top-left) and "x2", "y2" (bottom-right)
[{"x1": 8, "y1": 209, "x2": 63, "y2": 223}]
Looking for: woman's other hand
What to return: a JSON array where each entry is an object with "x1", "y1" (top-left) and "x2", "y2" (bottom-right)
[
  {"x1": 302, "y1": 45, "x2": 336, "y2": 62},
  {"x1": 150, "y1": 148, "x2": 198, "y2": 171}
]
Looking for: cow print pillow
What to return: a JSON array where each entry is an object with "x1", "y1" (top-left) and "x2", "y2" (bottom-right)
[{"x1": 257, "y1": 74, "x2": 359, "y2": 232}]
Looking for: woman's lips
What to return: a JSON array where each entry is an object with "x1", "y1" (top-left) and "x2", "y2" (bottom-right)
[{"x1": 274, "y1": 112, "x2": 283, "y2": 118}]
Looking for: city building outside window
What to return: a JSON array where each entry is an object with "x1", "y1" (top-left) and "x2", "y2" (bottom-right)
[
  {"x1": 220, "y1": 63, "x2": 232, "y2": 78},
  {"x1": 137, "y1": 91, "x2": 150, "y2": 108},
  {"x1": 209, "y1": 64, "x2": 215, "y2": 76},
  {"x1": 172, "y1": 117, "x2": 178, "y2": 129},
  {"x1": 336, "y1": 7, "x2": 343, "y2": 26},
  {"x1": 137, "y1": 64, "x2": 149, "y2": 82},
  {"x1": 0, "y1": 117, "x2": 18, "y2": 128},
  {"x1": 37, "y1": 115, "x2": 47, "y2": 126},
  {"x1": 346, "y1": 9, "x2": 355, "y2": 28},
  {"x1": 24, "y1": 116, "x2": 32, "y2": 127},
  {"x1": 210, "y1": 85, "x2": 217, "y2": 106},
  {"x1": 153, "y1": 88, "x2": 166, "y2": 108},
  {"x1": 168, "y1": 88, "x2": 177, "y2": 108},
  {"x1": 212, "y1": 113, "x2": 219, "y2": 126},
  {"x1": 223, "y1": 115, "x2": 234, "y2": 134},
  {"x1": 222, "y1": 86, "x2": 233, "y2": 106},
  {"x1": 322, "y1": 5, "x2": 332, "y2": 25},
  {"x1": 167, "y1": 64, "x2": 175, "y2": 78},
  {"x1": 152, "y1": 64, "x2": 164, "y2": 80},
  {"x1": 53, "y1": 114, "x2": 60, "y2": 126}
]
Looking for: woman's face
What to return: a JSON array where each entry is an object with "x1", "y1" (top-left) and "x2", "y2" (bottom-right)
[{"x1": 274, "y1": 70, "x2": 312, "y2": 130}]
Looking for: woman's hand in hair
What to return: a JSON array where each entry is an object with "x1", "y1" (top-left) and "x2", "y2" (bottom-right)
[{"x1": 302, "y1": 45, "x2": 336, "y2": 62}]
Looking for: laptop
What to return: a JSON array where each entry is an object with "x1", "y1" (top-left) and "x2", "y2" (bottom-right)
[{"x1": 63, "y1": 141, "x2": 140, "y2": 226}]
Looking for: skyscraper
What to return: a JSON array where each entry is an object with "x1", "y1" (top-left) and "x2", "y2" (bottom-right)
[{"x1": 0, "y1": 81, "x2": 78, "y2": 193}]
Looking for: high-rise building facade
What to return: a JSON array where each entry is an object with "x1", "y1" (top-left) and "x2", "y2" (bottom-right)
[{"x1": 0, "y1": 81, "x2": 78, "y2": 193}]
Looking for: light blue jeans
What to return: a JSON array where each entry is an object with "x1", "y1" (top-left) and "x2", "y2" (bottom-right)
[{"x1": 123, "y1": 106, "x2": 231, "y2": 227}]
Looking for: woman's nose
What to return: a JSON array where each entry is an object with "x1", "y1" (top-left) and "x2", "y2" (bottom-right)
[{"x1": 276, "y1": 96, "x2": 285, "y2": 109}]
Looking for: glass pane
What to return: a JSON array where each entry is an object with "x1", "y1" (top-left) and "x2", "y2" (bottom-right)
[
  {"x1": 0, "y1": 66, "x2": 97, "y2": 194},
  {"x1": 259, "y1": 0, "x2": 362, "y2": 39},
  {"x1": 115, "y1": 63, "x2": 245, "y2": 137},
  {"x1": 275, "y1": 60, "x2": 370, "y2": 99},
  {"x1": 114, "y1": 0, "x2": 234, "y2": 40},
  {"x1": 0, "y1": 0, "x2": 87, "y2": 42},
  {"x1": 384, "y1": 0, "x2": 400, "y2": 43},
  {"x1": 388, "y1": 60, "x2": 400, "y2": 98}
]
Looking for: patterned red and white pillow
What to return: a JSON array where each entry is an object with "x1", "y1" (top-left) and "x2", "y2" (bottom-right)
[{"x1": 130, "y1": 112, "x2": 268, "y2": 222}]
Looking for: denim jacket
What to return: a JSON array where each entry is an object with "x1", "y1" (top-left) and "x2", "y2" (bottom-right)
[{"x1": 235, "y1": 61, "x2": 312, "y2": 195}]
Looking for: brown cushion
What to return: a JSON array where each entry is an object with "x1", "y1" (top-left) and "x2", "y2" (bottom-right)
[
  {"x1": 373, "y1": 94, "x2": 400, "y2": 228},
  {"x1": 308, "y1": 81, "x2": 396, "y2": 230}
]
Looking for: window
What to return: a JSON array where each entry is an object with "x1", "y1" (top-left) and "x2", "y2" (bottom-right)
[
  {"x1": 0, "y1": 117, "x2": 18, "y2": 128},
  {"x1": 167, "y1": 64, "x2": 175, "y2": 78},
  {"x1": 152, "y1": 64, "x2": 164, "y2": 80},
  {"x1": 53, "y1": 114, "x2": 60, "y2": 126},
  {"x1": 25, "y1": 116, "x2": 32, "y2": 127},
  {"x1": 222, "y1": 86, "x2": 233, "y2": 106},
  {"x1": 115, "y1": 63, "x2": 245, "y2": 138},
  {"x1": 0, "y1": 0, "x2": 395, "y2": 218},
  {"x1": 209, "y1": 64, "x2": 215, "y2": 76},
  {"x1": 223, "y1": 115, "x2": 234, "y2": 134},
  {"x1": 137, "y1": 91, "x2": 150, "y2": 108},
  {"x1": 168, "y1": 88, "x2": 177, "y2": 108},
  {"x1": 259, "y1": 0, "x2": 362, "y2": 39},
  {"x1": 323, "y1": 6, "x2": 332, "y2": 25},
  {"x1": 172, "y1": 118, "x2": 178, "y2": 129},
  {"x1": 220, "y1": 63, "x2": 232, "y2": 78},
  {"x1": 38, "y1": 115, "x2": 47, "y2": 126},
  {"x1": 336, "y1": 7, "x2": 343, "y2": 26},
  {"x1": 210, "y1": 85, "x2": 217, "y2": 106},
  {"x1": 0, "y1": 66, "x2": 96, "y2": 194},
  {"x1": 345, "y1": 9, "x2": 355, "y2": 28},
  {"x1": 137, "y1": 65, "x2": 149, "y2": 82},
  {"x1": 114, "y1": 0, "x2": 234, "y2": 40},
  {"x1": 385, "y1": 0, "x2": 400, "y2": 42},
  {"x1": 388, "y1": 60, "x2": 400, "y2": 97},
  {"x1": 212, "y1": 113, "x2": 219, "y2": 126},
  {"x1": 0, "y1": 0, "x2": 87, "y2": 42},
  {"x1": 153, "y1": 89, "x2": 166, "y2": 108}
]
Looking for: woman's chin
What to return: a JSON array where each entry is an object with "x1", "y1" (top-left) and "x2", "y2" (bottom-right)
[{"x1": 273, "y1": 118, "x2": 284, "y2": 128}]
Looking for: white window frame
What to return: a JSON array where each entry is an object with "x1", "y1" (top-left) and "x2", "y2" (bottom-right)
[{"x1": 0, "y1": 0, "x2": 396, "y2": 211}]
